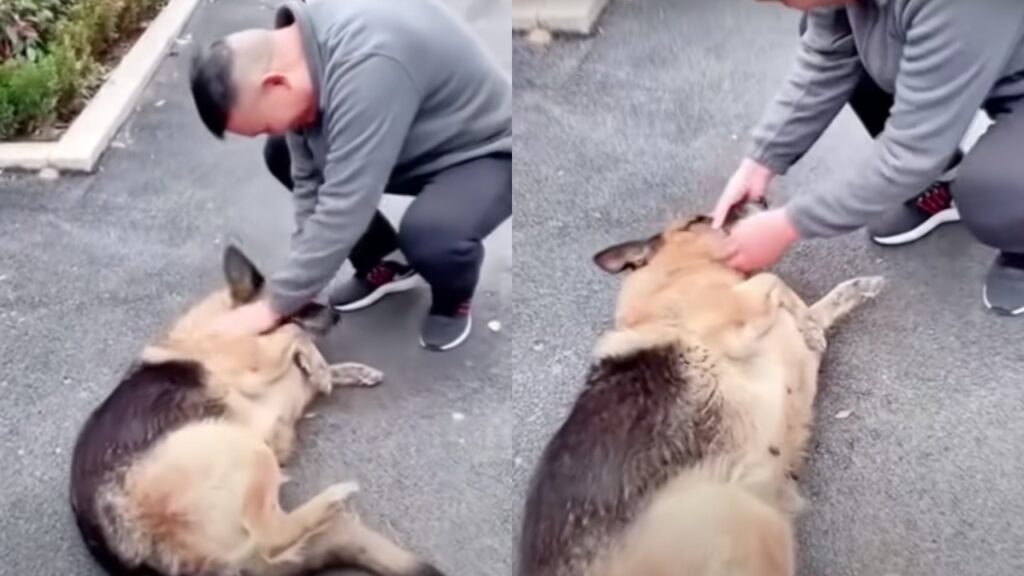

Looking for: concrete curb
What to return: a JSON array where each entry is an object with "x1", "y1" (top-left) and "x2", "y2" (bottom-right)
[
  {"x1": 513, "y1": 0, "x2": 610, "y2": 35},
  {"x1": 0, "y1": 0, "x2": 202, "y2": 174}
]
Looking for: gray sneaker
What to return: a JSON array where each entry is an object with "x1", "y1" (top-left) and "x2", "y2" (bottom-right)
[
  {"x1": 868, "y1": 179, "x2": 961, "y2": 246},
  {"x1": 329, "y1": 261, "x2": 422, "y2": 312},
  {"x1": 983, "y1": 253, "x2": 1024, "y2": 317},
  {"x1": 420, "y1": 300, "x2": 473, "y2": 352}
]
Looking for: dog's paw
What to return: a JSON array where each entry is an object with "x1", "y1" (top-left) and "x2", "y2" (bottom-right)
[
  {"x1": 851, "y1": 276, "x2": 886, "y2": 299},
  {"x1": 323, "y1": 481, "x2": 360, "y2": 515},
  {"x1": 330, "y1": 363, "x2": 384, "y2": 387}
]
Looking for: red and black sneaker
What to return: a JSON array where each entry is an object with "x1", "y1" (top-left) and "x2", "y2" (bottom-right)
[
  {"x1": 329, "y1": 260, "x2": 422, "y2": 312},
  {"x1": 868, "y1": 172, "x2": 961, "y2": 246}
]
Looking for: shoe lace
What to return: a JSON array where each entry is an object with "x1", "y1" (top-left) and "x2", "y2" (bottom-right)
[
  {"x1": 366, "y1": 263, "x2": 396, "y2": 287},
  {"x1": 914, "y1": 182, "x2": 953, "y2": 215}
]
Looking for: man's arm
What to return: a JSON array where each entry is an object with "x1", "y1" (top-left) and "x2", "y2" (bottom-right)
[
  {"x1": 268, "y1": 55, "x2": 420, "y2": 317},
  {"x1": 286, "y1": 131, "x2": 322, "y2": 236},
  {"x1": 787, "y1": 0, "x2": 1024, "y2": 239},
  {"x1": 748, "y1": 9, "x2": 864, "y2": 176}
]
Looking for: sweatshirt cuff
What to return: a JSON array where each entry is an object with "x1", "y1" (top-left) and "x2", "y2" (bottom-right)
[
  {"x1": 785, "y1": 197, "x2": 849, "y2": 241},
  {"x1": 747, "y1": 140, "x2": 794, "y2": 178},
  {"x1": 268, "y1": 285, "x2": 308, "y2": 319}
]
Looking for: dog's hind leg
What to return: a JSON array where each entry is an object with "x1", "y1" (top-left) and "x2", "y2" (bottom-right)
[
  {"x1": 241, "y1": 445, "x2": 358, "y2": 564},
  {"x1": 285, "y1": 512, "x2": 445, "y2": 576},
  {"x1": 329, "y1": 363, "x2": 384, "y2": 388},
  {"x1": 810, "y1": 276, "x2": 885, "y2": 331}
]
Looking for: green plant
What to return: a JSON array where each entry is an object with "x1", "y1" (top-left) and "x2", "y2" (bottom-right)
[
  {"x1": 0, "y1": 0, "x2": 168, "y2": 139},
  {"x1": 0, "y1": 0, "x2": 69, "y2": 60},
  {"x1": 0, "y1": 55, "x2": 59, "y2": 139}
]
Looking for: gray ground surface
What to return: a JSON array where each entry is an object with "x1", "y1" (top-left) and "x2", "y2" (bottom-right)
[
  {"x1": 513, "y1": 1, "x2": 1024, "y2": 575},
  {"x1": 0, "y1": 1, "x2": 512, "y2": 575}
]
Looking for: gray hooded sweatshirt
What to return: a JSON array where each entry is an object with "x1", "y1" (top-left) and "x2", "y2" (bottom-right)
[
  {"x1": 748, "y1": 0, "x2": 1024, "y2": 239},
  {"x1": 268, "y1": 0, "x2": 511, "y2": 316}
]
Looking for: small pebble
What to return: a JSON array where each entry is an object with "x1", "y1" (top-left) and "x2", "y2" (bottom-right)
[
  {"x1": 38, "y1": 167, "x2": 59, "y2": 180},
  {"x1": 488, "y1": 320, "x2": 502, "y2": 332},
  {"x1": 452, "y1": 412, "x2": 466, "y2": 422},
  {"x1": 155, "y1": 100, "x2": 166, "y2": 107},
  {"x1": 835, "y1": 410, "x2": 853, "y2": 420},
  {"x1": 526, "y1": 28, "x2": 552, "y2": 48}
]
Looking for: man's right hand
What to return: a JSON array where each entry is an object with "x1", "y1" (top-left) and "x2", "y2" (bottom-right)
[{"x1": 711, "y1": 158, "x2": 776, "y2": 229}]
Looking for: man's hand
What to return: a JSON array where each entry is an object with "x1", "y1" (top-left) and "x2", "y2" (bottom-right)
[
  {"x1": 205, "y1": 300, "x2": 282, "y2": 337},
  {"x1": 712, "y1": 158, "x2": 776, "y2": 229},
  {"x1": 723, "y1": 208, "x2": 800, "y2": 273}
]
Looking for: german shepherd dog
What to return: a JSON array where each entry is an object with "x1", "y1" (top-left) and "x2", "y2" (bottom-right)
[
  {"x1": 70, "y1": 246, "x2": 444, "y2": 576},
  {"x1": 518, "y1": 204, "x2": 884, "y2": 576}
]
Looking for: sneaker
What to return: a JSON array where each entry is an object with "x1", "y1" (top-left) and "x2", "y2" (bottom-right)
[
  {"x1": 420, "y1": 300, "x2": 473, "y2": 352},
  {"x1": 868, "y1": 171, "x2": 961, "y2": 246},
  {"x1": 983, "y1": 253, "x2": 1024, "y2": 317},
  {"x1": 329, "y1": 261, "x2": 422, "y2": 312}
]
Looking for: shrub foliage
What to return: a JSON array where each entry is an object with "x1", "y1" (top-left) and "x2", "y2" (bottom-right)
[{"x1": 0, "y1": 0, "x2": 167, "y2": 140}]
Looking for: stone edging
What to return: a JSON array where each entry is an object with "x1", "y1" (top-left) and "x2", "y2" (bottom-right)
[
  {"x1": 0, "y1": 0, "x2": 202, "y2": 174},
  {"x1": 512, "y1": 0, "x2": 610, "y2": 35}
]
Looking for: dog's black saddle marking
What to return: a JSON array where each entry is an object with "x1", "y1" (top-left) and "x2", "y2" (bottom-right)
[
  {"x1": 518, "y1": 344, "x2": 727, "y2": 576},
  {"x1": 70, "y1": 359, "x2": 226, "y2": 576}
]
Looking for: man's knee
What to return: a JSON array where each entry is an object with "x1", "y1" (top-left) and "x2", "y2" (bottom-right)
[
  {"x1": 263, "y1": 135, "x2": 292, "y2": 190},
  {"x1": 953, "y1": 162, "x2": 1024, "y2": 250},
  {"x1": 398, "y1": 218, "x2": 478, "y2": 273}
]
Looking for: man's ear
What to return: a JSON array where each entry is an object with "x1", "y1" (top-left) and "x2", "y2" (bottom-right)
[
  {"x1": 262, "y1": 72, "x2": 290, "y2": 89},
  {"x1": 593, "y1": 235, "x2": 662, "y2": 274},
  {"x1": 223, "y1": 245, "x2": 265, "y2": 305}
]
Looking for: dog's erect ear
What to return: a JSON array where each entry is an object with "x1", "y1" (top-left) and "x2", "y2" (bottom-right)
[
  {"x1": 223, "y1": 245, "x2": 265, "y2": 305},
  {"x1": 289, "y1": 302, "x2": 340, "y2": 337},
  {"x1": 593, "y1": 235, "x2": 662, "y2": 274}
]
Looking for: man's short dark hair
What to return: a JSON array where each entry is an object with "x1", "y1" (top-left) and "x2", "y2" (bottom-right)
[{"x1": 190, "y1": 40, "x2": 236, "y2": 139}]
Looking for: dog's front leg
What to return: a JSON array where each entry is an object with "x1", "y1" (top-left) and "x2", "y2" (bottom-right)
[
  {"x1": 293, "y1": 339, "x2": 334, "y2": 395},
  {"x1": 329, "y1": 363, "x2": 384, "y2": 388}
]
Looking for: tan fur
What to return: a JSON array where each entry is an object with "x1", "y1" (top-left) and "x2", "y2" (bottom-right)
[
  {"x1": 590, "y1": 216, "x2": 883, "y2": 576},
  {"x1": 79, "y1": 251, "x2": 439, "y2": 576}
]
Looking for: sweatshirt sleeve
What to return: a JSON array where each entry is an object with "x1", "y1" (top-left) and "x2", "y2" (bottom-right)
[
  {"x1": 285, "y1": 131, "x2": 322, "y2": 236},
  {"x1": 268, "y1": 55, "x2": 420, "y2": 316},
  {"x1": 748, "y1": 9, "x2": 864, "y2": 176},
  {"x1": 787, "y1": 0, "x2": 1024, "y2": 239}
]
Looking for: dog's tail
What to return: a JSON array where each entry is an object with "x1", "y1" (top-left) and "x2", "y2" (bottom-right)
[
  {"x1": 294, "y1": 514, "x2": 446, "y2": 576},
  {"x1": 596, "y1": 457, "x2": 802, "y2": 576}
]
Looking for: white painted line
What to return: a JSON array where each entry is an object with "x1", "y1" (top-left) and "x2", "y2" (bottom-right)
[{"x1": 0, "y1": 0, "x2": 202, "y2": 173}]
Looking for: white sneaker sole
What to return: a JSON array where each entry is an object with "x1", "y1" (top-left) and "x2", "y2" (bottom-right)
[
  {"x1": 982, "y1": 284, "x2": 1024, "y2": 317},
  {"x1": 333, "y1": 274, "x2": 423, "y2": 312},
  {"x1": 420, "y1": 313, "x2": 473, "y2": 352},
  {"x1": 871, "y1": 206, "x2": 961, "y2": 246}
]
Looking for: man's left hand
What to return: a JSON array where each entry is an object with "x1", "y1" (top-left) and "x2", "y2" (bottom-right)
[
  {"x1": 724, "y1": 208, "x2": 800, "y2": 273},
  {"x1": 205, "y1": 300, "x2": 282, "y2": 337}
]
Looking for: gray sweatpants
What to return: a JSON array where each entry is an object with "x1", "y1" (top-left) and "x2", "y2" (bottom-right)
[
  {"x1": 847, "y1": 74, "x2": 1024, "y2": 254},
  {"x1": 796, "y1": 14, "x2": 1024, "y2": 254},
  {"x1": 263, "y1": 136, "x2": 512, "y2": 314}
]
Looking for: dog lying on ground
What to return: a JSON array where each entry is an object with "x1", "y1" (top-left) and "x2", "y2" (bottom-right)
[
  {"x1": 517, "y1": 205, "x2": 884, "y2": 576},
  {"x1": 70, "y1": 246, "x2": 444, "y2": 576}
]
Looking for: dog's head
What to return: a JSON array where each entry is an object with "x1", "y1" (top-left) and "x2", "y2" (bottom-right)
[
  {"x1": 591, "y1": 200, "x2": 765, "y2": 327},
  {"x1": 166, "y1": 246, "x2": 339, "y2": 340},
  {"x1": 221, "y1": 245, "x2": 339, "y2": 336}
]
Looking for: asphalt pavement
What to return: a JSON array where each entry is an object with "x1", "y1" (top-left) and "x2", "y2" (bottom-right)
[
  {"x1": 0, "y1": 1, "x2": 512, "y2": 575},
  {"x1": 513, "y1": 1, "x2": 1024, "y2": 575}
]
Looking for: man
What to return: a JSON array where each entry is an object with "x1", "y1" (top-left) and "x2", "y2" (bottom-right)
[
  {"x1": 189, "y1": 0, "x2": 512, "y2": 350},
  {"x1": 713, "y1": 0, "x2": 1024, "y2": 316}
]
